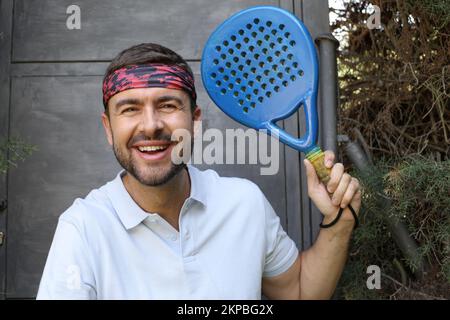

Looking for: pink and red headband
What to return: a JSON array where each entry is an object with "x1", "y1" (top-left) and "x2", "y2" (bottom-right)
[{"x1": 102, "y1": 64, "x2": 197, "y2": 107}]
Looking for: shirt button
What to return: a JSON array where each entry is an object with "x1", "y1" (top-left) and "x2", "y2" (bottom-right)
[
  {"x1": 170, "y1": 235, "x2": 177, "y2": 241},
  {"x1": 184, "y1": 230, "x2": 190, "y2": 239}
]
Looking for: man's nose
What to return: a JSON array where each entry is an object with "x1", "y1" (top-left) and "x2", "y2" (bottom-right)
[{"x1": 139, "y1": 106, "x2": 165, "y2": 137}]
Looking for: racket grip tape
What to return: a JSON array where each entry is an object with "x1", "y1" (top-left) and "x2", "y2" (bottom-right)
[{"x1": 305, "y1": 147, "x2": 331, "y2": 185}]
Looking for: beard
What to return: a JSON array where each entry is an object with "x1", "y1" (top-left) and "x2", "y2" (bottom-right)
[{"x1": 111, "y1": 131, "x2": 189, "y2": 187}]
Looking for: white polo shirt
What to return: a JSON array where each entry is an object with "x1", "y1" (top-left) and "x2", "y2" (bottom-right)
[{"x1": 37, "y1": 165, "x2": 298, "y2": 299}]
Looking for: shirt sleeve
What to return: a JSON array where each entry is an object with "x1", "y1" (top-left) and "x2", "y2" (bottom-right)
[
  {"x1": 36, "y1": 218, "x2": 96, "y2": 300},
  {"x1": 262, "y1": 194, "x2": 299, "y2": 278}
]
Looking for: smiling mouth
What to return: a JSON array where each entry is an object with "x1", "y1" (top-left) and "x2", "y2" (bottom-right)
[
  {"x1": 132, "y1": 142, "x2": 174, "y2": 160},
  {"x1": 137, "y1": 145, "x2": 169, "y2": 153}
]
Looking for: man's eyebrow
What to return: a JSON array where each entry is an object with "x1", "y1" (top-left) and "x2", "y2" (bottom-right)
[
  {"x1": 114, "y1": 98, "x2": 142, "y2": 110},
  {"x1": 156, "y1": 95, "x2": 184, "y2": 106}
]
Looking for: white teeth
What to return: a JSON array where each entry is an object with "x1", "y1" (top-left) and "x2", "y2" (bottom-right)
[{"x1": 138, "y1": 145, "x2": 167, "y2": 152}]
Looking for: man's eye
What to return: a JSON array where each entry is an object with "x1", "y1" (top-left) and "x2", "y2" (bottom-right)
[
  {"x1": 161, "y1": 104, "x2": 177, "y2": 110},
  {"x1": 123, "y1": 107, "x2": 137, "y2": 113}
]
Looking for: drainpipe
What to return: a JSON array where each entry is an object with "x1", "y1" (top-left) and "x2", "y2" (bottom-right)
[{"x1": 315, "y1": 33, "x2": 340, "y2": 154}]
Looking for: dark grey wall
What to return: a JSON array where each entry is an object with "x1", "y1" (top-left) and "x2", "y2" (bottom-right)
[
  {"x1": 0, "y1": 0, "x2": 331, "y2": 298},
  {"x1": 0, "y1": 0, "x2": 14, "y2": 301}
]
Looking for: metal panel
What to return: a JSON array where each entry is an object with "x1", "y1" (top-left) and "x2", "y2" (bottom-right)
[
  {"x1": 0, "y1": 0, "x2": 14, "y2": 300},
  {"x1": 294, "y1": 0, "x2": 332, "y2": 248},
  {"x1": 291, "y1": 0, "x2": 312, "y2": 250},
  {"x1": 279, "y1": 2, "x2": 304, "y2": 251},
  {"x1": 300, "y1": 0, "x2": 331, "y2": 40},
  {"x1": 13, "y1": 0, "x2": 279, "y2": 62}
]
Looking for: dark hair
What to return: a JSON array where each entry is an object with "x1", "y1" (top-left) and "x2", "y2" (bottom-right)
[{"x1": 103, "y1": 43, "x2": 197, "y2": 113}]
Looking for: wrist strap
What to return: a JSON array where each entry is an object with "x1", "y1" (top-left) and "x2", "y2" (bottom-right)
[{"x1": 319, "y1": 204, "x2": 359, "y2": 229}]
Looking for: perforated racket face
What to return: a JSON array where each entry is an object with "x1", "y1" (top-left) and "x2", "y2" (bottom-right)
[{"x1": 201, "y1": 6, "x2": 318, "y2": 131}]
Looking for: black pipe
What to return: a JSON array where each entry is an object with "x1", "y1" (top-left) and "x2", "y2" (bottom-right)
[{"x1": 315, "y1": 33, "x2": 339, "y2": 154}]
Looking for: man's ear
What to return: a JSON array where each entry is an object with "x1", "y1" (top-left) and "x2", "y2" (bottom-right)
[
  {"x1": 101, "y1": 111, "x2": 113, "y2": 146},
  {"x1": 192, "y1": 105, "x2": 201, "y2": 122},
  {"x1": 192, "y1": 106, "x2": 202, "y2": 138}
]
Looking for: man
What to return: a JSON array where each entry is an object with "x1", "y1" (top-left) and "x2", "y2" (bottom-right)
[{"x1": 37, "y1": 43, "x2": 361, "y2": 300}]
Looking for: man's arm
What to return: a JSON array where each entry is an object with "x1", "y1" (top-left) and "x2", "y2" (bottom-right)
[{"x1": 262, "y1": 151, "x2": 361, "y2": 299}]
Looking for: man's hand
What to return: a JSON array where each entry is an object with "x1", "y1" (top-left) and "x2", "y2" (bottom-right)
[{"x1": 303, "y1": 150, "x2": 361, "y2": 227}]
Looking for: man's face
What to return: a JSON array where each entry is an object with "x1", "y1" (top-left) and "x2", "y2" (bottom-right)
[{"x1": 102, "y1": 87, "x2": 201, "y2": 186}]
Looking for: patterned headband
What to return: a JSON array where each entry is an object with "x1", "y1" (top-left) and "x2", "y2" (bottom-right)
[{"x1": 102, "y1": 64, "x2": 197, "y2": 107}]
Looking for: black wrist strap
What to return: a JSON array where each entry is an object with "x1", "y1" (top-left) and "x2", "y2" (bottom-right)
[{"x1": 319, "y1": 204, "x2": 359, "y2": 229}]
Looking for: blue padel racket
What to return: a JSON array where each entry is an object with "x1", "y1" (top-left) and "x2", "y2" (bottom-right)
[
  {"x1": 201, "y1": 6, "x2": 358, "y2": 227},
  {"x1": 201, "y1": 5, "x2": 331, "y2": 183}
]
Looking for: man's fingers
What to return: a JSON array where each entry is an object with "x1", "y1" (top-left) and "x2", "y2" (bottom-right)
[
  {"x1": 303, "y1": 159, "x2": 319, "y2": 187},
  {"x1": 327, "y1": 163, "x2": 344, "y2": 193},
  {"x1": 351, "y1": 189, "x2": 362, "y2": 212},
  {"x1": 324, "y1": 150, "x2": 335, "y2": 168},
  {"x1": 340, "y1": 177, "x2": 360, "y2": 208},
  {"x1": 331, "y1": 173, "x2": 351, "y2": 206}
]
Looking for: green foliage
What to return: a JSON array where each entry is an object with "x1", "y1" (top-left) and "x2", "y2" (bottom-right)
[
  {"x1": 0, "y1": 137, "x2": 37, "y2": 175},
  {"x1": 337, "y1": 156, "x2": 450, "y2": 299},
  {"x1": 409, "y1": 0, "x2": 450, "y2": 25},
  {"x1": 386, "y1": 156, "x2": 450, "y2": 275}
]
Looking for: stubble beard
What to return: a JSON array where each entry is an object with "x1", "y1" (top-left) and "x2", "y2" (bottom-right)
[{"x1": 112, "y1": 136, "x2": 188, "y2": 187}]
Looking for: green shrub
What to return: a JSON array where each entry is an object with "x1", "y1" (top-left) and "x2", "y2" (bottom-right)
[{"x1": 337, "y1": 155, "x2": 450, "y2": 299}]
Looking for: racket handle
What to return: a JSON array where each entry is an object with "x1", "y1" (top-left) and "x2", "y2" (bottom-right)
[{"x1": 305, "y1": 147, "x2": 331, "y2": 185}]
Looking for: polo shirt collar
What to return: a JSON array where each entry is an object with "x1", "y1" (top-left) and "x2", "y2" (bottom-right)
[
  {"x1": 106, "y1": 165, "x2": 207, "y2": 230},
  {"x1": 186, "y1": 164, "x2": 208, "y2": 206}
]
